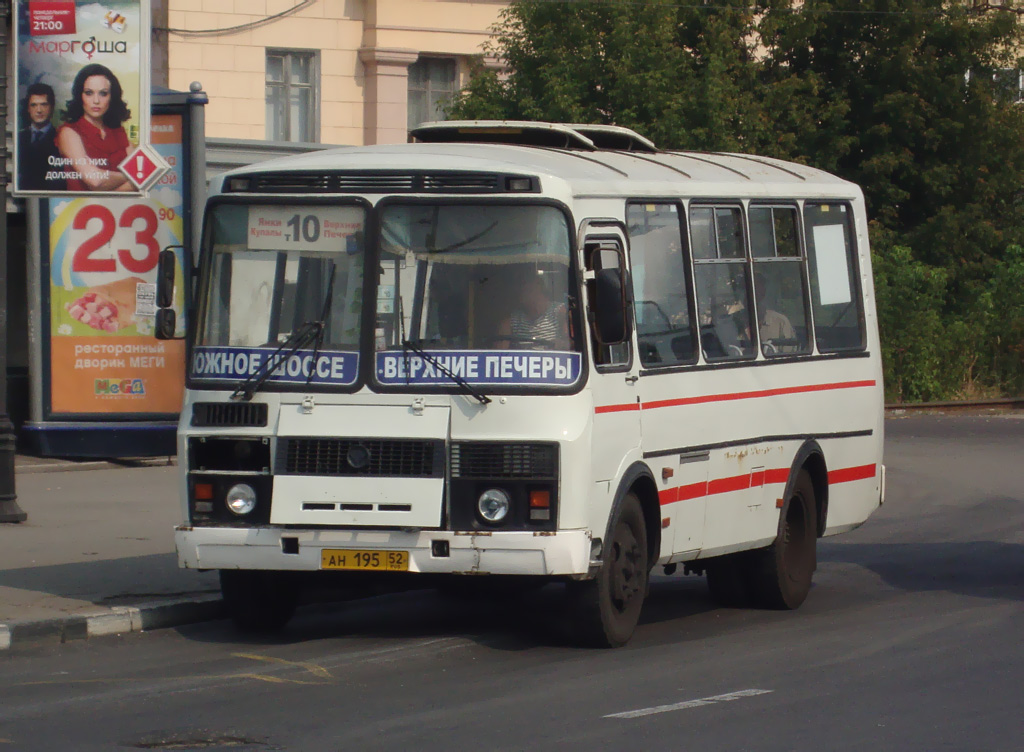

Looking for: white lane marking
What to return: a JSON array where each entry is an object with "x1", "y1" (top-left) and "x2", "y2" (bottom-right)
[{"x1": 605, "y1": 688, "x2": 773, "y2": 719}]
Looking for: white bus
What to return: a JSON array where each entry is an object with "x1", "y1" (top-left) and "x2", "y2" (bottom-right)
[{"x1": 160, "y1": 121, "x2": 884, "y2": 647}]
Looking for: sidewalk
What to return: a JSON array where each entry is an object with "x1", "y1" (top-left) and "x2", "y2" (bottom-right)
[{"x1": 0, "y1": 456, "x2": 221, "y2": 651}]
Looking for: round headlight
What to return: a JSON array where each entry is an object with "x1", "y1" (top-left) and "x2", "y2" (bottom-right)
[
  {"x1": 477, "y1": 488, "x2": 511, "y2": 524},
  {"x1": 225, "y1": 483, "x2": 257, "y2": 516}
]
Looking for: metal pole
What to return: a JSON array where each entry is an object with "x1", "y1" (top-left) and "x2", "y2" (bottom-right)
[{"x1": 0, "y1": 1, "x2": 26, "y2": 522}]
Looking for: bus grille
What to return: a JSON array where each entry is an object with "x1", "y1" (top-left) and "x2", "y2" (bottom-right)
[
  {"x1": 280, "y1": 438, "x2": 442, "y2": 477},
  {"x1": 191, "y1": 402, "x2": 268, "y2": 427},
  {"x1": 450, "y1": 443, "x2": 558, "y2": 479},
  {"x1": 246, "y1": 171, "x2": 505, "y2": 194}
]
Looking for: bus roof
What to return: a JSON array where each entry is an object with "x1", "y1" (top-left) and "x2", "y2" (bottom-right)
[{"x1": 215, "y1": 122, "x2": 860, "y2": 201}]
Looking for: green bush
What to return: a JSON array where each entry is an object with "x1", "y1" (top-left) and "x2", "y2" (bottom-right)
[{"x1": 872, "y1": 243, "x2": 1024, "y2": 402}]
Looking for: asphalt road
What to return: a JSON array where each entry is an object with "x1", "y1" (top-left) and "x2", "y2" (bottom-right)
[{"x1": 1, "y1": 414, "x2": 1021, "y2": 751}]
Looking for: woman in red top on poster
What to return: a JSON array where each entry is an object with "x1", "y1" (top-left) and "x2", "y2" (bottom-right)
[{"x1": 57, "y1": 63, "x2": 133, "y2": 191}]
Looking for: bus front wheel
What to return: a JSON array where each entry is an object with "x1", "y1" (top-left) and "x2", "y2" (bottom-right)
[
  {"x1": 220, "y1": 569, "x2": 299, "y2": 633},
  {"x1": 567, "y1": 493, "x2": 649, "y2": 648}
]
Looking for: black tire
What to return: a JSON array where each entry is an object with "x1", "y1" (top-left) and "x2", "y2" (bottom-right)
[
  {"x1": 567, "y1": 493, "x2": 649, "y2": 648},
  {"x1": 220, "y1": 569, "x2": 299, "y2": 633},
  {"x1": 746, "y1": 470, "x2": 818, "y2": 609}
]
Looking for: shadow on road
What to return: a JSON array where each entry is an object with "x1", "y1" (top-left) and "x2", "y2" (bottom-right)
[
  {"x1": 173, "y1": 572, "x2": 725, "y2": 652},
  {"x1": 820, "y1": 539, "x2": 1024, "y2": 602},
  {"x1": 0, "y1": 553, "x2": 219, "y2": 616}
]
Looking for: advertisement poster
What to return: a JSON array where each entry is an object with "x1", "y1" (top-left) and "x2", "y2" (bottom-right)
[
  {"x1": 47, "y1": 114, "x2": 186, "y2": 415},
  {"x1": 14, "y1": 0, "x2": 150, "y2": 195}
]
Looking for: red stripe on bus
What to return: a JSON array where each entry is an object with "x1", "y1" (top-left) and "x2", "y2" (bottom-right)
[
  {"x1": 658, "y1": 464, "x2": 870, "y2": 507},
  {"x1": 828, "y1": 464, "x2": 876, "y2": 484},
  {"x1": 641, "y1": 380, "x2": 876, "y2": 411},
  {"x1": 594, "y1": 402, "x2": 641, "y2": 414},
  {"x1": 677, "y1": 481, "x2": 708, "y2": 501},
  {"x1": 708, "y1": 473, "x2": 751, "y2": 495}
]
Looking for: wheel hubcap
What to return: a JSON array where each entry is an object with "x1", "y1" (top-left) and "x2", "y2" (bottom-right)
[{"x1": 610, "y1": 525, "x2": 642, "y2": 612}]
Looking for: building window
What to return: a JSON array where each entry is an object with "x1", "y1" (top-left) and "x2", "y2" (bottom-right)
[
  {"x1": 994, "y1": 68, "x2": 1023, "y2": 103},
  {"x1": 266, "y1": 49, "x2": 318, "y2": 142},
  {"x1": 408, "y1": 57, "x2": 457, "y2": 130}
]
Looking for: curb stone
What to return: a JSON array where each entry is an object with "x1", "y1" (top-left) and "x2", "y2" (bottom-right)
[{"x1": 0, "y1": 595, "x2": 223, "y2": 651}]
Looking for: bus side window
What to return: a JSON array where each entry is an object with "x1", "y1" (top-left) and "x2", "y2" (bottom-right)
[
  {"x1": 804, "y1": 203, "x2": 866, "y2": 352},
  {"x1": 626, "y1": 202, "x2": 697, "y2": 367},
  {"x1": 585, "y1": 239, "x2": 631, "y2": 367},
  {"x1": 690, "y1": 205, "x2": 756, "y2": 361},
  {"x1": 750, "y1": 205, "x2": 812, "y2": 357}
]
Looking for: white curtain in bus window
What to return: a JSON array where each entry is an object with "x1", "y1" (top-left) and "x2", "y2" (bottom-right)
[
  {"x1": 811, "y1": 224, "x2": 852, "y2": 305},
  {"x1": 228, "y1": 252, "x2": 276, "y2": 345}
]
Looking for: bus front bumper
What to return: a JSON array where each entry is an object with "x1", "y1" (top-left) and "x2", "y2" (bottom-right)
[{"x1": 175, "y1": 526, "x2": 593, "y2": 577}]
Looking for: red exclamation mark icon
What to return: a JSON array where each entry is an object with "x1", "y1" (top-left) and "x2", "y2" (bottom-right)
[{"x1": 136, "y1": 155, "x2": 145, "y2": 180}]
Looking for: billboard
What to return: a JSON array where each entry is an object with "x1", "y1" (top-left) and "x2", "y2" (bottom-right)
[
  {"x1": 13, "y1": 0, "x2": 152, "y2": 196},
  {"x1": 45, "y1": 113, "x2": 187, "y2": 416}
]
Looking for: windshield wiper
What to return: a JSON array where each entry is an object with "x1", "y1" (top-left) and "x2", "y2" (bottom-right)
[
  {"x1": 305, "y1": 263, "x2": 337, "y2": 386},
  {"x1": 230, "y1": 321, "x2": 323, "y2": 402},
  {"x1": 232, "y1": 263, "x2": 337, "y2": 402},
  {"x1": 401, "y1": 339, "x2": 491, "y2": 405}
]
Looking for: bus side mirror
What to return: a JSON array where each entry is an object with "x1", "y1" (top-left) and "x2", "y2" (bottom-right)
[
  {"x1": 154, "y1": 246, "x2": 183, "y2": 340},
  {"x1": 156, "y1": 248, "x2": 177, "y2": 308},
  {"x1": 155, "y1": 308, "x2": 176, "y2": 340},
  {"x1": 594, "y1": 267, "x2": 630, "y2": 344}
]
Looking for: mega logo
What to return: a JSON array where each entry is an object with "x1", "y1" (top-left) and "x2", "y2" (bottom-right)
[{"x1": 94, "y1": 378, "x2": 146, "y2": 396}]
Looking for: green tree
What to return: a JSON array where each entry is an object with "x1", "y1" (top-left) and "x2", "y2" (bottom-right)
[
  {"x1": 450, "y1": 0, "x2": 767, "y2": 151},
  {"x1": 762, "y1": 1, "x2": 1024, "y2": 293},
  {"x1": 453, "y1": 0, "x2": 1024, "y2": 398}
]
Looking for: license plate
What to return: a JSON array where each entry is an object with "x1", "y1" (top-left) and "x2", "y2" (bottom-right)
[{"x1": 320, "y1": 549, "x2": 409, "y2": 572}]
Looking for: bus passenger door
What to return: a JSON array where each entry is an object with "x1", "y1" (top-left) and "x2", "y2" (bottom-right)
[
  {"x1": 625, "y1": 202, "x2": 707, "y2": 558},
  {"x1": 581, "y1": 224, "x2": 641, "y2": 489}
]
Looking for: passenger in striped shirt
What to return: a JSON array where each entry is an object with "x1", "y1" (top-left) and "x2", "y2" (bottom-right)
[{"x1": 496, "y1": 272, "x2": 570, "y2": 350}]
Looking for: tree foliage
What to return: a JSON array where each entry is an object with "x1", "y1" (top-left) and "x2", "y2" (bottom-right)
[{"x1": 451, "y1": 0, "x2": 1024, "y2": 399}]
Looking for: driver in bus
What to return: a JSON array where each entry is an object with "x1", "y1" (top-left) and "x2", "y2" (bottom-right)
[{"x1": 495, "y1": 270, "x2": 571, "y2": 350}]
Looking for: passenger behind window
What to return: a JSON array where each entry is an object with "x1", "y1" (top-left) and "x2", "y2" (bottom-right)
[
  {"x1": 495, "y1": 270, "x2": 570, "y2": 350},
  {"x1": 753, "y1": 272, "x2": 797, "y2": 354}
]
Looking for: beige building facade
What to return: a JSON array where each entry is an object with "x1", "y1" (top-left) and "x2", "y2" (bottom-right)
[{"x1": 163, "y1": 0, "x2": 506, "y2": 146}]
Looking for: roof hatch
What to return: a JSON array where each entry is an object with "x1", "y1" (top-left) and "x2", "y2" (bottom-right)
[{"x1": 410, "y1": 120, "x2": 658, "y2": 153}]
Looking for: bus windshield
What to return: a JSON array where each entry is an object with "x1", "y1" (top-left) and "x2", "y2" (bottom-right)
[
  {"x1": 197, "y1": 203, "x2": 366, "y2": 351},
  {"x1": 376, "y1": 203, "x2": 578, "y2": 351},
  {"x1": 192, "y1": 203, "x2": 366, "y2": 389}
]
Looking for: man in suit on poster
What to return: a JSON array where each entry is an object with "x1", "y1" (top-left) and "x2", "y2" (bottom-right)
[{"x1": 18, "y1": 82, "x2": 66, "y2": 192}]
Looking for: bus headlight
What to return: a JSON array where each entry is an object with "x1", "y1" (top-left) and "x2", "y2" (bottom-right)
[
  {"x1": 225, "y1": 483, "x2": 257, "y2": 516},
  {"x1": 477, "y1": 488, "x2": 511, "y2": 524}
]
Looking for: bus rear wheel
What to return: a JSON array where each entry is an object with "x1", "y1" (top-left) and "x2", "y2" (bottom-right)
[
  {"x1": 746, "y1": 470, "x2": 818, "y2": 609},
  {"x1": 567, "y1": 493, "x2": 649, "y2": 648},
  {"x1": 220, "y1": 570, "x2": 299, "y2": 633}
]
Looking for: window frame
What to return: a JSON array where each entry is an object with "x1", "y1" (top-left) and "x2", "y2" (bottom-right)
[
  {"x1": 407, "y1": 56, "x2": 459, "y2": 131},
  {"x1": 803, "y1": 201, "x2": 867, "y2": 354},
  {"x1": 625, "y1": 199, "x2": 699, "y2": 369},
  {"x1": 747, "y1": 202, "x2": 814, "y2": 358},
  {"x1": 689, "y1": 202, "x2": 758, "y2": 363},
  {"x1": 266, "y1": 48, "x2": 320, "y2": 143}
]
